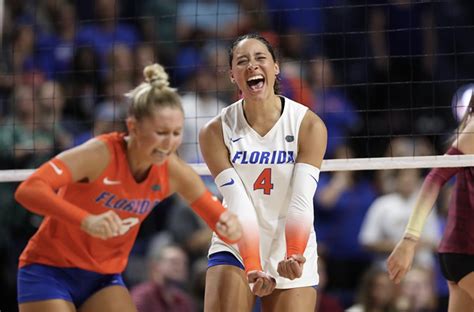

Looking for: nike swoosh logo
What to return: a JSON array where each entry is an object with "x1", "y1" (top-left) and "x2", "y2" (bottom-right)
[
  {"x1": 103, "y1": 177, "x2": 121, "y2": 185},
  {"x1": 220, "y1": 178, "x2": 235, "y2": 187},
  {"x1": 230, "y1": 137, "x2": 243, "y2": 143},
  {"x1": 310, "y1": 175, "x2": 319, "y2": 184},
  {"x1": 49, "y1": 162, "x2": 63, "y2": 175}
]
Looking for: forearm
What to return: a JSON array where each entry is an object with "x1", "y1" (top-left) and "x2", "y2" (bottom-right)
[
  {"x1": 215, "y1": 168, "x2": 261, "y2": 272},
  {"x1": 15, "y1": 159, "x2": 89, "y2": 226},
  {"x1": 286, "y1": 163, "x2": 320, "y2": 256}
]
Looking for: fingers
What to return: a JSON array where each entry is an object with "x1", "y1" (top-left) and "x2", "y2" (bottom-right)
[
  {"x1": 216, "y1": 211, "x2": 242, "y2": 243},
  {"x1": 247, "y1": 271, "x2": 276, "y2": 297},
  {"x1": 81, "y1": 211, "x2": 133, "y2": 240},
  {"x1": 277, "y1": 255, "x2": 305, "y2": 280},
  {"x1": 103, "y1": 211, "x2": 122, "y2": 237}
]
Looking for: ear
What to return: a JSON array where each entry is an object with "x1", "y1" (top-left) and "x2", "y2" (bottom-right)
[
  {"x1": 275, "y1": 63, "x2": 280, "y2": 76},
  {"x1": 126, "y1": 116, "x2": 137, "y2": 134},
  {"x1": 229, "y1": 70, "x2": 235, "y2": 84}
]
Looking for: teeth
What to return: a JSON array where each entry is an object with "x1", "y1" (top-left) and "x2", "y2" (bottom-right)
[
  {"x1": 247, "y1": 75, "x2": 264, "y2": 82},
  {"x1": 154, "y1": 149, "x2": 169, "y2": 154}
]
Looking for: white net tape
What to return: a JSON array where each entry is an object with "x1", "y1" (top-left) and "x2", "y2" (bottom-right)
[{"x1": 1, "y1": 154, "x2": 473, "y2": 182}]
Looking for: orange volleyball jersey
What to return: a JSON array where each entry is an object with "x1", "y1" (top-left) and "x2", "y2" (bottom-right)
[{"x1": 19, "y1": 132, "x2": 170, "y2": 274}]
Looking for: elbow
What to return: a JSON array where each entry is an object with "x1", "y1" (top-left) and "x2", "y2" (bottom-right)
[
  {"x1": 15, "y1": 180, "x2": 29, "y2": 205},
  {"x1": 14, "y1": 178, "x2": 39, "y2": 206}
]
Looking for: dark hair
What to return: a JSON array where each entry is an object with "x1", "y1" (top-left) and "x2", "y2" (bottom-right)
[{"x1": 228, "y1": 33, "x2": 280, "y2": 94}]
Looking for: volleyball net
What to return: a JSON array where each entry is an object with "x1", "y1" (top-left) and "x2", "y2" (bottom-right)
[{"x1": 0, "y1": 0, "x2": 473, "y2": 184}]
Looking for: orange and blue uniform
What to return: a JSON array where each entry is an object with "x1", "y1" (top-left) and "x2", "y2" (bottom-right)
[{"x1": 19, "y1": 132, "x2": 169, "y2": 274}]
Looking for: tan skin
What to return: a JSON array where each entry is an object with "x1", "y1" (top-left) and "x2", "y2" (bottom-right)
[
  {"x1": 19, "y1": 106, "x2": 242, "y2": 312},
  {"x1": 387, "y1": 113, "x2": 474, "y2": 312},
  {"x1": 200, "y1": 38, "x2": 327, "y2": 311}
]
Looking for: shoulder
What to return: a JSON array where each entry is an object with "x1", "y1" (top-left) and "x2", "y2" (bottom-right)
[
  {"x1": 57, "y1": 136, "x2": 111, "y2": 181},
  {"x1": 200, "y1": 115, "x2": 223, "y2": 140},
  {"x1": 299, "y1": 109, "x2": 327, "y2": 140}
]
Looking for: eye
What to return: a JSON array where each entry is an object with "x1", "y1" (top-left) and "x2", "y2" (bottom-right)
[{"x1": 237, "y1": 59, "x2": 248, "y2": 65}]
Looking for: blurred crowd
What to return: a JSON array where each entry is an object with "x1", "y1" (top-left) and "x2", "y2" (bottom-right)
[{"x1": 0, "y1": 0, "x2": 473, "y2": 311}]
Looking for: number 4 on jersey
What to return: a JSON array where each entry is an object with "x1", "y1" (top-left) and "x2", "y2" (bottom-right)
[{"x1": 253, "y1": 168, "x2": 274, "y2": 195}]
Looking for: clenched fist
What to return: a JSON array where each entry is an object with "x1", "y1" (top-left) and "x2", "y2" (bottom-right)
[
  {"x1": 277, "y1": 254, "x2": 306, "y2": 280},
  {"x1": 216, "y1": 210, "x2": 242, "y2": 244},
  {"x1": 81, "y1": 211, "x2": 123, "y2": 240},
  {"x1": 247, "y1": 270, "x2": 276, "y2": 297}
]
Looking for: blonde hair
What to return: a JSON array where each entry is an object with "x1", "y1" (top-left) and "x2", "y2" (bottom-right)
[{"x1": 126, "y1": 63, "x2": 182, "y2": 120}]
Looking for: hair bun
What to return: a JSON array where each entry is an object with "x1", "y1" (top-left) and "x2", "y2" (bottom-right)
[{"x1": 143, "y1": 63, "x2": 170, "y2": 89}]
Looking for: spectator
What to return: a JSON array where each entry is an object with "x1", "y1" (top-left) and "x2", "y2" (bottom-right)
[
  {"x1": 359, "y1": 169, "x2": 440, "y2": 271},
  {"x1": 131, "y1": 238, "x2": 196, "y2": 312}
]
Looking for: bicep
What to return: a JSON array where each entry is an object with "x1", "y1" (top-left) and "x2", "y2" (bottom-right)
[
  {"x1": 296, "y1": 112, "x2": 327, "y2": 168},
  {"x1": 56, "y1": 139, "x2": 110, "y2": 182},
  {"x1": 168, "y1": 154, "x2": 206, "y2": 204},
  {"x1": 199, "y1": 117, "x2": 233, "y2": 177}
]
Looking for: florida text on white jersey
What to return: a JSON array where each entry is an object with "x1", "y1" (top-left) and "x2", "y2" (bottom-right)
[{"x1": 209, "y1": 96, "x2": 319, "y2": 289}]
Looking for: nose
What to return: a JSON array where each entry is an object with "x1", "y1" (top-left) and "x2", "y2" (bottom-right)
[
  {"x1": 247, "y1": 62, "x2": 258, "y2": 71},
  {"x1": 161, "y1": 135, "x2": 172, "y2": 149}
]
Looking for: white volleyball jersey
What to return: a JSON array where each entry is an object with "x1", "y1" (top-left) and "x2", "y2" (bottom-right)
[{"x1": 209, "y1": 96, "x2": 319, "y2": 289}]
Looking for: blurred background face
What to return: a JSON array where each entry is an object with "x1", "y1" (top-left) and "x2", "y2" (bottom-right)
[
  {"x1": 157, "y1": 246, "x2": 189, "y2": 283},
  {"x1": 396, "y1": 169, "x2": 420, "y2": 198},
  {"x1": 37, "y1": 81, "x2": 64, "y2": 114},
  {"x1": 14, "y1": 85, "x2": 35, "y2": 117},
  {"x1": 400, "y1": 268, "x2": 434, "y2": 310}
]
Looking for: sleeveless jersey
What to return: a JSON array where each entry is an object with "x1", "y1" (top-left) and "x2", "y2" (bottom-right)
[
  {"x1": 209, "y1": 96, "x2": 319, "y2": 288},
  {"x1": 19, "y1": 132, "x2": 170, "y2": 274},
  {"x1": 439, "y1": 149, "x2": 474, "y2": 254}
]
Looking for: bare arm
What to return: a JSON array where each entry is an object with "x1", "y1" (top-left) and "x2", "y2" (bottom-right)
[
  {"x1": 297, "y1": 111, "x2": 327, "y2": 167},
  {"x1": 387, "y1": 116, "x2": 474, "y2": 283},
  {"x1": 279, "y1": 111, "x2": 327, "y2": 280},
  {"x1": 15, "y1": 138, "x2": 124, "y2": 239},
  {"x1": 199, "y1": 116, "x2": 275, "y2": 295},
  {"x1": 168, "y1": 152, "x2": 242, "y2": 244},
  {"x1": 198, "y1": 116, "x2": 232, "y2": 177}
]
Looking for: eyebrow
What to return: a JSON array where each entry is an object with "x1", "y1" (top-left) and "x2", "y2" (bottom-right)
[{"x1": 235, "y1": 52, "x2": 266, "y2": 60}]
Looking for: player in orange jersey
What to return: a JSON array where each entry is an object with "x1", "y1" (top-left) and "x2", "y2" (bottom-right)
[
  {"x1": 199, "y1": 33, "x2": 327, "y2": 311},
  {"x1": 14, "y1": 63, "x2": 242, "y2": 312}
]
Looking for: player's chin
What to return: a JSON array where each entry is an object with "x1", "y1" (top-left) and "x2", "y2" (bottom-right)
[{"x1": 151, "y1": 153, "x2": 169, "y2": 165}]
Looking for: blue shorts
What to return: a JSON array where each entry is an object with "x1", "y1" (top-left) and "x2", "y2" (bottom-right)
[
  {"x1": 17, "y1": 263, "x2": 126, "y2": 307},
  {"x1": 208, "y1": 251, "x2": 244, "y2": 270},
  {"x1": 208, "y1": 252, "x2": 318, "y2": 290}
]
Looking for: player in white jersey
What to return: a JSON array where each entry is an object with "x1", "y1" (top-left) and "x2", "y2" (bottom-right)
[{"x1": 199, "y1": 34, "x2": 327, "y2": 311}]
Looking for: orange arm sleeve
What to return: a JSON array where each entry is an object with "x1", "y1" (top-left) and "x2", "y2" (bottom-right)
[
  {"x1": 190, "y1": 190, "x2": 239, "y2": 244},
  {"x1": 14, "y1": 158, "x2": 90, "y2": 226}
]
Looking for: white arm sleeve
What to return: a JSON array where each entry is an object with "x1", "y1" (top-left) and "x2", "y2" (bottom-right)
[
  {"x1": 286, "y1": 163, "x2": 320, "y2": 256},
  {"x1": 215, "y1": 167, "x2": 261, "y2": 272}
]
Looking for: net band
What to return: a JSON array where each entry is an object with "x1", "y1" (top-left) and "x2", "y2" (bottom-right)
[{"x1": 2, "y1": 154, "x2": 473, "y2": 182}]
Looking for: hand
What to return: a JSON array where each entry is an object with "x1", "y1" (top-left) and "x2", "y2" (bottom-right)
[
  {"x1": 247, "y1": 270, "x2": 276, "y2": 297},
  {"x1": 81, "y1": 211, "x2": 122, "y2": 239},
  {"x1": 386, "y1": 238, "x2": 417, "y2": 284},
  {"x1": 216, "y1": 210, "x2": 242, "y2": 244},
  {"x1": 277, "y1": 254, "x2": 306, "y2": 280}
]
